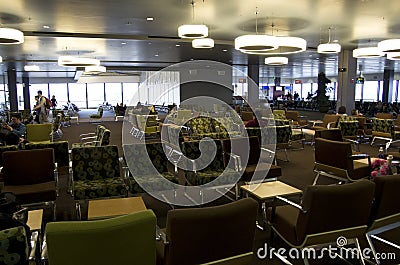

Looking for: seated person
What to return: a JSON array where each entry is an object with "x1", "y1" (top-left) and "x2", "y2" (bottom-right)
[
  {"x1": 337, "y1": 105, "x2": 347, "y2": 115},
  {"x1": 0, "y1": 113, "x2": 26, "y2": 145},
  {"x1": 245, "y1": 110, "x2": 265, "y2": 127},
  {"x1": 116, "y1": 103, "x2": 126, "y2": 116},
  {"x1": 351, "y1": 109, "x2": 363, "y2": 116}
]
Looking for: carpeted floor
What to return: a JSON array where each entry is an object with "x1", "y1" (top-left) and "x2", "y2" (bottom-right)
[{"x1": 52, "y1": 112, "x2": 400, "y2": 265}]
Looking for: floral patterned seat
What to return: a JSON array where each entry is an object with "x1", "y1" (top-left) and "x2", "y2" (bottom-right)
[
  {"x1": 0, "y1": 226, "x2": 29, "y2": 265},
  {"x1": 371, "y1": 118, "x2": 400, "y2": 147},
  {"x1": 71, "y1": 145, "x2": 127, "y2": 200},
  {"x1": 123, "y1": 142, "x2": 179, "y2": 195},
  {"x1": 181, "y1": 139, "x2": 239, "y2": 186},
  {"x1": 337, "y1": 116, "x2": 359, "y2": 139}
]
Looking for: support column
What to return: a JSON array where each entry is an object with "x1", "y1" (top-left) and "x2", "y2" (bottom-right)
[
  {"x1": 337, "y1": 50, "x2": 357, "y2": 115},
  {"x1": 247, "y1": 55, "x2": 259, "y2": 105},
  {"x1": 7, "y1": 69, "x2": 18, "y2": 112},
  {"x1": 22, "y1": 75, "x2": 31, "y2": 110},
  {"x1": 382, "y1": 67, "x2": 394, "y2": 103}
]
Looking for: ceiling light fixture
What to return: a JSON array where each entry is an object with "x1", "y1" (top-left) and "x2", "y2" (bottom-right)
[
  {"x1": 24, "y1": 65, "x2": 40, "y2": 71},
  {"x1": 317, "y1": 27, "x2": 341, "y2": 54},
  {"x1": 0, "y1": 56, "x2": 2, "y2": 62},
  {"x1": 235, "y1": 8, "x2": 277, "y2": 52},
  {"x1": 178, "y1": 1, "x2": 208, "y2": 38},
  {"x1": 0, "y1": 28, "x2": 24, "y2": 44},
  {"x1": 353, "y1": 47, "x2": 384, "y2": 58},
  {"x1": 58, "y1": 56, "x2": 100, "y2": 67},
  {"x1": 192, "y1": 38, "x2": 214, "y2": 48},
  {"x1": 244, "y1": 36, "x2": 307, "y2": 55},
  {"x1": 378, "y1": 39, "x2": 400, "y2": 53},
  {"x1": 265, "y1": 56, "x2": 288, "y2": 66},
  {"x1": 85, "y1": 65, "x2": 107, "y2": 73},
  {"x1": 387, "y1": 52, "x2": 400, "y2": 60}
]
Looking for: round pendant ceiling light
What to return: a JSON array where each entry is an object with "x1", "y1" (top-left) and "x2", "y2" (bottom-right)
[
  {"x1": 243, "y1": 36, "x2": 307, "y2": 55},
  {"x1": 353, "y1": 47, "x2": 384, "y2": 58},
  {"x1": 178, "y1": 24, "x2": 208, "y2": 38},
  {"x1": 378, "y1": 39, "x2": 400, "y2": 53},
  {"x1": 317, "y1": 27, "x2": 341, "y2": 54},
  {"x1": 0, "y1": 28, "x2": 24, "y2": 44},
  {"x1": 265, "y1": 56, "x2": 288, "y2": 66},
  {"x1": 235, "y1": 35, "x2": 278, "y2": 52},
  {"x1": 192, "y1": 38, "x2": 214, "y2": 48},
  {"x1": 317, "y1": 43, "x2": 341, "y2": 54},
  {"x1": 58, "y1": 56, "x2": 100, "y2": 67},
  {"x1": 85, "y1": 65, "x2": 107, "y2": 73},
  {"x1": 387, "y1": 52, "x2": 400, "y2": 60}
]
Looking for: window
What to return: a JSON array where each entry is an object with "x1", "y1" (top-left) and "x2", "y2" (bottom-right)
[
  {"x1": 122, "y1": 83, "x2": 139, "y2": 106},
  {"x1": 87, "y1": 83, "x2": 104, "y2": 108},
  {"x1": 49, "y1": 83, "x2": 68, "y2": 108},
  {"x1": 105, "y1": 83, "x2": 122, "y2": 107},
  {"x1": 362, "y1": 81, "x2": 381, "y2": 102},
  {"x1": 68, "y1": 83, "x2": 87, "y2": 109},
  {"x1": 30, "y1": 84, "x2": 48, "y2": 109},
  {"x1": 302, "y1": 83, "x2": 313, "y2": 100}
]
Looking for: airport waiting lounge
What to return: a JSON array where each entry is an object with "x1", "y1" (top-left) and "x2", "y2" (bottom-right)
[{"x1": 1, "y1": 1, "x2": 400, "y2": 264}]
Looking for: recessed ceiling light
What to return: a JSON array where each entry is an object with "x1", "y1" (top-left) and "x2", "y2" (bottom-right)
[
  {"x1": 146, "y1": 17, "x2": 154, "y2": 21},
  {"x1": 223, "y1": 49, "x2": 228, "y2": 52},
  {"x1": 58, "y1": 56, "x2": 100, "y2": 67},
  {"x1": 43, "y1": 25, "x2": 50, "y2": 29},
  {"x1": 176, "y1": 44, "x2": 181, "y2": 47},
  {"x1": 121, "y1": 42, "x2": 127, "y2": 45},
  {"x1": 155, "y1": 54, "x2": 159, "y2": 57}
]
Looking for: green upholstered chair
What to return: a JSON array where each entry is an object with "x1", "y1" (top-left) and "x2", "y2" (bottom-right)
[
  {"x1": 89, "y1": 107, "x2": 103, "y2": 123},
  {"x1": 272, "y1": 109, "x2": 286, "y2": 120},
  {"x1": 72, "y1": 125, "x2": 110, "y2": 147},
  {"x1": 371, "y1": 118, "x2": 400, "y2": 148},
  {"x1": 24, "y1": 141, "x2": 69, "y2": 168},
  {"x1": 25, "y1": 123, "x2": 53, "y2": 143},
  {"x1": 187, "y1": 116, "x2": 218, "y2": 139},
  {"x1": 156, "y1": 198, "x2": 258, "y2": 265},
  {"x1": 70, "y1": 145, "x2": 127, "y2": 200},
  {"x1": 0, "y1": 226, "x2": 30, "y2": 265},
  {"x1": 181, "y1": 139, "x2": 239, "y2": 188},
  {"x1": 123, "y1": 142, "x2": 179, "y2": 195},
  {"x1": 268, "y1": 180, "x2": 375, "y2": 265},
  {"x1": 45, "y1": 210, "x2": 157, "y2": 265},
  {"x1": 136, "y1": 114, "x2": 160, "y2": 139}
]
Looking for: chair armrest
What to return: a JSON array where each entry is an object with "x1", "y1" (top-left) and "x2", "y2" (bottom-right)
[
  {"x1": 79, "y1": 132, "x2": 96, "y2": 138},
  {"x1": 349, "y1": 154, "x2": 370, "y2": 160},
  {"x1": 41, "y1": 236, "x2": 48, "y2": 263},
  {"x1": 54, "y1": 167, "x2": 59, "y2": 196},
  {"x1": 82, "y1": 140, "x2": 100, "y2": 146},
  {"x1": 68, "y1": 167, "x2": 74, "y2": 194},
  {"x1": 343, "y1": 138, "x2": 359, "y2": 145},
  {"x1": 326, "y1": 121, "x2": 337, "y2": 129},
  {"x1": 156, "y1": 226, "x2": 169, "y2": 245},
  {"x1": 80, "y1": 136, "x2": 97, "y2": 142},
  {"x1": 275, "y1": 196, "x2": 307, "y2": 213},
  {"x1": 29, "y1": 231, "x2": 39, "y2": 262}
]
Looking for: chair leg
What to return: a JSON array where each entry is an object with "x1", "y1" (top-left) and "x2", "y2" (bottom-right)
[
  {"x1": 313, "y1": 172, "x2": 320, "y2": 185},
  {"x1": 365, "y1": 233, "x2": 380, "y2": 265},
  {"x1": 371, "y1": 137, "x2": 376, "y2": 146}
]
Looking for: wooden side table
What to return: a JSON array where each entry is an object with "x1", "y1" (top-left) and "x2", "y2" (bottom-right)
[{"x1": 88, "y1": 197, "x2": 147, "y2": 220}]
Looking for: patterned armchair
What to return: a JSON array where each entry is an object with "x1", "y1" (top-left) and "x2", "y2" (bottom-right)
[
  {"x1": 70, "y1": 145, "x2": 127, "y2": 200},
  {"x1": 123, "y1": 142, "x2": 179, "y2": 195},
  {"x1": 72, "y1": 125, "x2": 110, "y2": 148},
  {"x1": 337, "y1": 116, "x2": 359, "y2": 140},
  {"x1": 0, "y1": 226, "x2": 31, "y2": 265},
  {"x1": 371, "y1": 118, "x2": 400, "y2": 148},
  {"x1": 187, "y1": 117, "x2": 218, "y2": 139},
  {"x1": 181, "y1": 139, "x2": 239, "y2": 187},
  {"x1": 89, "y1": 107, "x2": 103, "y2": 123}
]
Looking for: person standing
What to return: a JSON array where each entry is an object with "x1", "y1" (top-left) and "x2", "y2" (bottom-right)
[
  {"x1": 33, "y1": 90, "x2": 49, "y2": 123},
  {"x1": 51, "y1": 95, "x2": 57, "y2": 110}
]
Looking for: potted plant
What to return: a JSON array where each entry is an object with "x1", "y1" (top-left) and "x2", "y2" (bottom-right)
[{"x1": 315, "y1": 72, "x2": 331, "y2": 113}]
